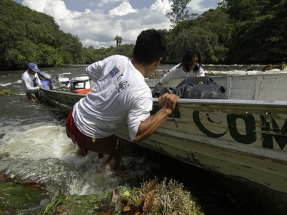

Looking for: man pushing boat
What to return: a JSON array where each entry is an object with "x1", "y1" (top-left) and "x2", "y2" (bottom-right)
[{"x1": 66, "y1": 29, "x2": 179, "y2": 170}]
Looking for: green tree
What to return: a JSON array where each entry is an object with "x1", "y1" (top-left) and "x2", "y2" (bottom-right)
[
  {"x1": 107, "y1": 44, "x2": 133, "y2": 58},
  {"x1": 166, "y1": 0, "x2": 198, "y2": 27},
  {"x1": 223, "y1": 0, "x2": 287, "y2": 64},
  {"x1": 37, "y1": 43, "x2": 64, "y2": 67},
  {"x1": 0, "y1": 0, "x2": 84, "y2": 70},
  {"x1": 193, "y1": 8, "x2": 233, "y2": 63},
  {"x1": 82, "y1": 46, "x2": 98, "y2": 64},
  {"x1": 164, "y1": 7, "x2": 231, "y2": 64},
  {"x1": 114, "y1": 36, "x2": 123, "y2": 46}
]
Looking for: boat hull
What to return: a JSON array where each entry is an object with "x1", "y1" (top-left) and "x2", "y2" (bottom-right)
[
  {"x1": 116, "y1": 99, "x2": 287, "y2": 195},
  {"x1": 40, "y1": 89, "x2": 84, "y2": 111},
  {"x1": 39, "y1": 73, "x2": 287, "y2": 195}
]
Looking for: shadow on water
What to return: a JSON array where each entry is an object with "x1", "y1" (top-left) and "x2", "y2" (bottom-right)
[{"x1": 119, "y1": 141, "x2": 287, "y2": 215}]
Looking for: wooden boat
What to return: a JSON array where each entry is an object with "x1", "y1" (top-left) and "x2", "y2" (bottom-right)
[{"x1": 39, "y1": 73, "x2": 287, "y2": 197}]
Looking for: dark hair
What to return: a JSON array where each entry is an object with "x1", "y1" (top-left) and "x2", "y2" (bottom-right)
[
  {"x1": 179, "y1": 49, "x2": 202, "y2": 72},
  {"x1": 133, "y1": 29, "x2": 167, "y2": 65}
]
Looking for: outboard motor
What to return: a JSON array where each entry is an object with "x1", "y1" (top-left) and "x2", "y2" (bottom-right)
[
  {"x1": 70, "y1": 76, "x2": 91, "y2": 90},
  {"x1": 68, "y1": 76, "x2": 95, "y2": 94},
  {"x1": 38, "y1": 71, "x2": 52, "y2": 90}
]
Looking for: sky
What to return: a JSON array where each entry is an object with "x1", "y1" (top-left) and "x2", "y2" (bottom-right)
[{"x1": 13, "y1": 0, "x2": 221, "y2": 48}]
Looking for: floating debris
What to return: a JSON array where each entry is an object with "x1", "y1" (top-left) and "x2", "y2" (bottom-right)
[
  {"x1": 0, "y1": 152, "x2": 10, "y2": 160},
  {"x1": 0, "y1": 89, "x2": 19, "y2": 96},
  {"x1": 39, "y1": 178, "x2": 204, "y2": 215},
  {"x1": 0, "y1": 178, "x2": 48, "y2": 213}
]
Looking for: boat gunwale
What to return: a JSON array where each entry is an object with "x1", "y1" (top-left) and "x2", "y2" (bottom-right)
[
  {"x1": 154, "y1": 98, "x2": 287, "y2": 107},
  {"x1": 41, "y1": 89, "x2": 287, "y2": 108}
]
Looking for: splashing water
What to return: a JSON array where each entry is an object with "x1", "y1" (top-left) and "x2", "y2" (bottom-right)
[{"x1": 0, "y1": 121, "x2": 160, "y2": 198}]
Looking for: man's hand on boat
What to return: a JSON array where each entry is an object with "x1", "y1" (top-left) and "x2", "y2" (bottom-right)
[
  {"x1": 158, "y1": 93, "x2": 179, "y2": 112},
  {"x1": 133, "y1": 93, "x2": 179, "y2": 143}
]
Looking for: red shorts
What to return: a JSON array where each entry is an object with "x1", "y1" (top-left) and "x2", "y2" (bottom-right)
[{"x1": 66, "y1": 109, "x2": 88, "y2": 155}]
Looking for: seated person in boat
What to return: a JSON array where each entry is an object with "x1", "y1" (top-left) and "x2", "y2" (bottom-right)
[
  {"x1": 21, "y1": 63, "x2": 44, "y2": 102},
  {"x1": 158, "y1": 49, "x2": 205, "y2": 85},
  {"x1": 66, "y1": 29, "x2": 179, "y2": 170}
]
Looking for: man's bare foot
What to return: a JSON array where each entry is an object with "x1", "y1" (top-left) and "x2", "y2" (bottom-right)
[
  {"x1": 107, "y1": 154, "x2": 123, "y2": 170},
  {"x1": 104, "y1": 155, "x2": 113, "y2": 166},
  {"x1": 29, "y1": 99, "x2": 37, "y2": 104},
  {"x1": 104, "y1": 154, "x2": 122, "y2": 170},
  {"x1": 104, "y1": 145, "x2": 125, "y2": 170}
]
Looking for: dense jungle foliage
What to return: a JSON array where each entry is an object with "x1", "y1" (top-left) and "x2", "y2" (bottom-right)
[{"x1": 1, "y1": 0, "x2": 286, "y2": 70}]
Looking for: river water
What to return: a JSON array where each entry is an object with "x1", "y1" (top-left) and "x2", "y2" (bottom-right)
[{"x1": 0, "y1": 65, "x2": 286, "y2": 215}]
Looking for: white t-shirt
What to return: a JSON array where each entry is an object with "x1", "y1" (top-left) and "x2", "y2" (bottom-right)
[
  {"x1": 72, "y1": 55, "x2": 153, "y2": 142},
  {"x1": 21, "y1": 71, "x2": 41, "y2": 93},
  {"x1": 159, "y1": 63, "x2": 205, "y2": 85}
]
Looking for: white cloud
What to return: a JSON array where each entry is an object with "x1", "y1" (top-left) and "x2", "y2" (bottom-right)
[
  {"x1": 109, "y1": 2, "x2": 138, "y2": 17},
  {"x1": 22, "y1": 0, "x2": 81, "y2": 20},
  {"x1": 187, "y1": 0, "x2": 213, "y2": 13},
  {"x1": 19, "y1": 0, "x2": 214, "y2": 49},
  {"x1": 150, "y1": 0, "x2": 171, "y2": 14}
]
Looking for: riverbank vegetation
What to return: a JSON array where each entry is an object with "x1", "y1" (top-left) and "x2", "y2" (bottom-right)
[
  {"x1": 0, "y1": 89, "x2": 19, "y2": 96},
  {"x1": 38, "y1": 179, "x2": 204, "y2": 215},
  {"x1": 1, "y1": 0, "x2": 286, "y2": 70},
  {"x1": 0, "y1": 161, "x2": 203, "y2": 215}
]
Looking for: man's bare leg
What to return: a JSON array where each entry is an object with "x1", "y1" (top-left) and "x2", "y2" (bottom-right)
[{"x1": 85, "y1": 135, "x2": 125, "y2": 170}]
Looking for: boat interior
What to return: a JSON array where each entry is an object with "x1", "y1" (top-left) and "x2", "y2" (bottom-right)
[{"x1": 146, "y1": 73, "x2": 287, "y2": 101}]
